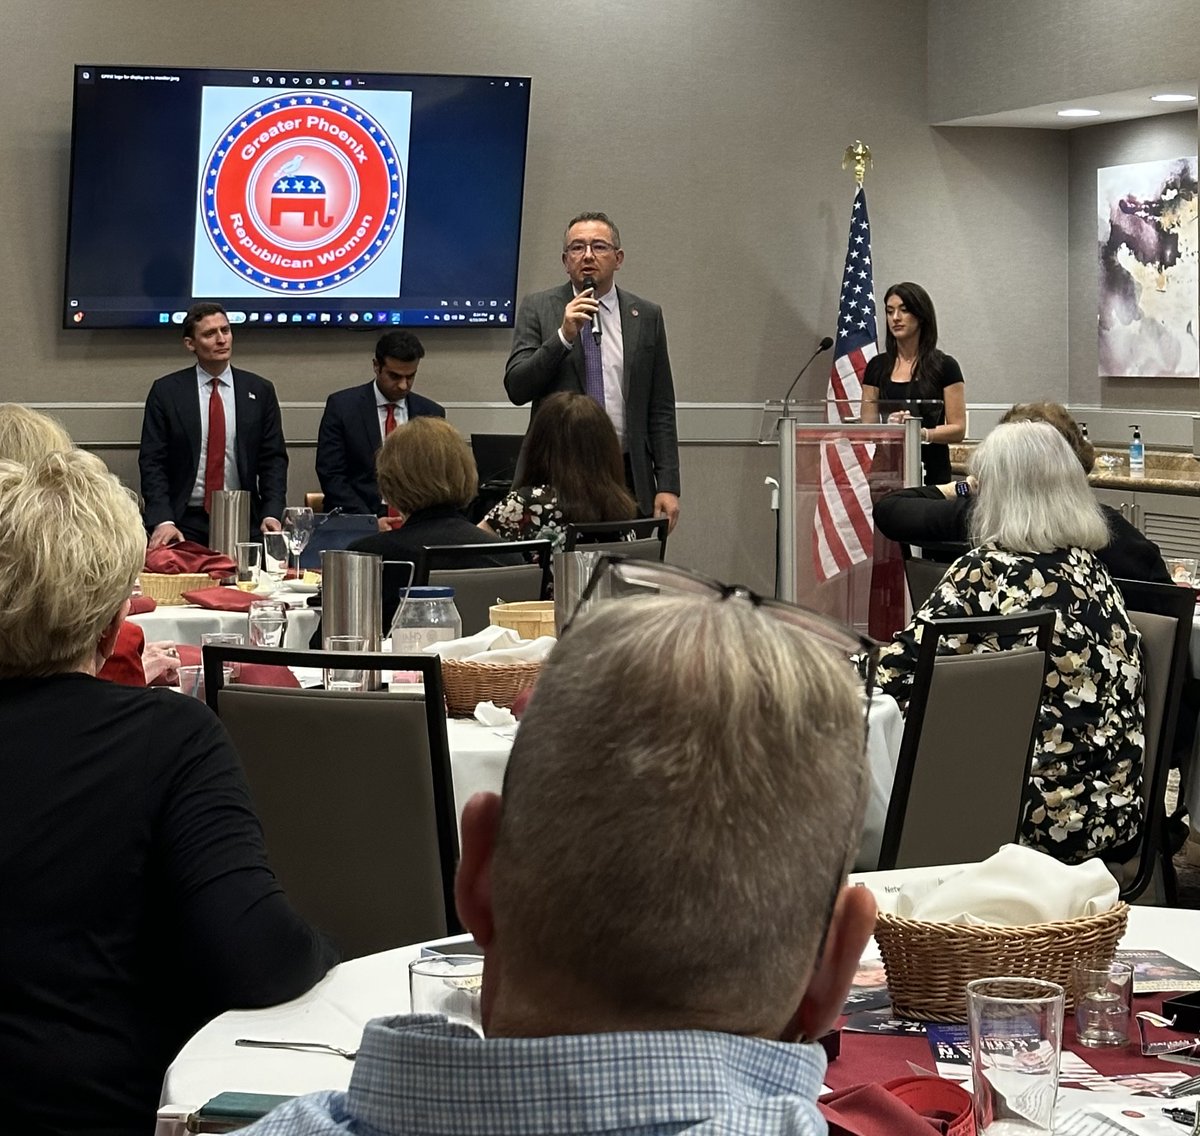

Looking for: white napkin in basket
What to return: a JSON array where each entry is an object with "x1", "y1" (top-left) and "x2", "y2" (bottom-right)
[
  {"x1": 893, "y1": 844, "x2": 1119, "y2": 925},
  {"x1": 423, "y1": 627, "x2": 555, "y2": 664}
]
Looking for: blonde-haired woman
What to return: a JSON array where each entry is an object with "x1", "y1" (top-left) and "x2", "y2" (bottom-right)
[
  {"x1": 350, "y1": 417, "x2": 521, "y2": 625},
  {"x1": 875, "y1": 421, "x2": 1145, "y2": 864},
  {"x1": 0, "y1": 450, "x2": 335, "y2": 1132}
]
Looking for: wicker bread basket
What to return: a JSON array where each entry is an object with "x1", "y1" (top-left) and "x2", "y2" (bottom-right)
[
  {"x1": 440, "y1": 658, "x2": 541, "y2": 717},
  {"x1": 137, "y1": 572, "x2": 220, "y2": 606},
  {"x1": 489, "y1": 600, "x2": 556, "y2": 640},
  {"x1": 874, "y1": 902, "x2": 1129, "y2": 1022}
]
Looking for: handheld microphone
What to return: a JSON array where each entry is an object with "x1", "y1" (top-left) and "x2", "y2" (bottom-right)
[
  {"x1": 582, "y1": 275, "x2": 602, "y2": 344},
  {"x1": 781, "y1": 336, "x2": 835, "y2": 415}
]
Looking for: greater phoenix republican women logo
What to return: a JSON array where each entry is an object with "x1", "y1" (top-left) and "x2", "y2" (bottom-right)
[{"x1": 201, "y1": 95, "x2": 403, "y2": 293}]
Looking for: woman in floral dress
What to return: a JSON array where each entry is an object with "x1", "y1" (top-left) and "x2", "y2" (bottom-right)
[
  {"x1": 875, "y1": 421, "x2": 1145, "y2": 864},
  {"x1": 480, "y1": 392, "x2": 636, "y2": 551}
]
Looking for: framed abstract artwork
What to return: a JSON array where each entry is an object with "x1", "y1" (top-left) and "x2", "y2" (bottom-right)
[{"x1": 1097, "y1": 156, "x2": 1198, "y2": 378}]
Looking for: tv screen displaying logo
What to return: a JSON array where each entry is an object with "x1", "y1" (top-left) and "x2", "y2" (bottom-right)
[{"x1": 65, "y1": 67, "x2": 530, "y2": 330}]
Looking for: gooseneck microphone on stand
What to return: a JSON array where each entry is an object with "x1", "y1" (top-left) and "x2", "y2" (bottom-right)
[
  {"x1": 582, "y1": 275, "x2": 602, "y2": 344},
  {"x1": 780, "y1": 336, "x2": 835, "y2": 419}
]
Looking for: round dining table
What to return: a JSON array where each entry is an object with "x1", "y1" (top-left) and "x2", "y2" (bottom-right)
[
  {"x1": 157, "y1": 865, "x2": 1200, "y2": 1135},
  {"x1": 130, "y1": 599, "x2": 320, "y2": 650}
]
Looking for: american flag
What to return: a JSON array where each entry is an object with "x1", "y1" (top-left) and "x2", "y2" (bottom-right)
[{"x1": 812, "y1": 186, "x2": 878, "y2": 581}]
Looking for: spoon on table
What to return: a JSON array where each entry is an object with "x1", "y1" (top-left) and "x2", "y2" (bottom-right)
[{"x1": 235, "y1": 1037, "x2": 357, "y2": 1060}]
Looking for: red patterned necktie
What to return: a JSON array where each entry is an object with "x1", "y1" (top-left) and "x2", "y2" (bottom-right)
[
  {"x1": 384, "y1": 402, "x2": 399, "y2": 518},
  {"x1": 204, "y1": 378, "x2": 225, "y2": 512}
]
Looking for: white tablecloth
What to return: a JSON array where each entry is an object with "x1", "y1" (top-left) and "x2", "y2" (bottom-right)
[
  {"x1": 157, "y1": 877, "x2": 1200, "y2": 1133},
  {"x1": 444, "y1": 718, "x2": 515, "y2": 833},
  {"x1": 130, "y1": 603, "x2": 320, "y2": 650}
]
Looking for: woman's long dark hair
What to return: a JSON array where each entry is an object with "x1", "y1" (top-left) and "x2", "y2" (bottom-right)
[
  {"x1": 882, "y1": 282, "x2": 944, "y2": 400},
  {"x1": 514, "y1": 392, "x2": 637, "y2": 523}
]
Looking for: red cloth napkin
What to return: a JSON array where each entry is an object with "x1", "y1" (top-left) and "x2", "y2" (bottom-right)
[
  {"x1": 128, "y1": 595, "x2": 157, "y2": 615},
  {"x1": 145, "y1": 541, "x2": 236, "y2": 578},
  {"x1": 98, "y1": 622, "x2": 147, "y2": 687},
  {"x1": 175, "y1": 644, "x2": 301, "y2": 689},
  {"x1": 821, "y1": 1077, "x2": 972, "y2": 1136},
  {"x1": 180, "y1": 587, "x2": 259, "y2": 612}
]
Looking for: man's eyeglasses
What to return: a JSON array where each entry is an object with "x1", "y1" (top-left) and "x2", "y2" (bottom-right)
[
  {"x1": 564, "y1": 240, "x2": 617, "y2": 257},
  {"x1": 564, "y1": 555, "x2": 879, "y2": 731}
]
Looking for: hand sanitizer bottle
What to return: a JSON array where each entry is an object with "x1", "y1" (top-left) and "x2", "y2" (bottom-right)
[{"x1": 1129, "y1": 425, "x2": 1145, "y2": 478}]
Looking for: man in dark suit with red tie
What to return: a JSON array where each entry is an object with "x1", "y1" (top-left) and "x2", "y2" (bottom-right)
[
  {"x1": 139, "y1": 302, "x2": 288, "y2": 549},
  {"x1": 315, "y1": 330, "x2": 445, "y2": 518}
]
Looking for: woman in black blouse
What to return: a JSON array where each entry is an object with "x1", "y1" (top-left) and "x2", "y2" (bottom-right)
[
  {"x1": 861, "y1": 282, "x2": 966, "y2": 485},
  {"x1": 0, "y1": 450, "x2": 337, "y2": 1135}
]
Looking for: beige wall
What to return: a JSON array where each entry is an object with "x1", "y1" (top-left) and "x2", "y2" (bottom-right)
[
  {"x1": 0, "y1": 0, "x2": 1170, "y2": 582},
  {"x1": 928, "y1": 0, "x2": 1198, "y2": 123}
]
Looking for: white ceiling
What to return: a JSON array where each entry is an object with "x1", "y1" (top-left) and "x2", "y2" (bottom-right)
[{"x1": 934, "y1": 82, "x2": 1198, "y2": 130}]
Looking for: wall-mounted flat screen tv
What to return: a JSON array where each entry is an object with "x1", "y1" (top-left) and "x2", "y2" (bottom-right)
[{"x1": 64, "y1": 65, "x2": 531, "y2": 330}]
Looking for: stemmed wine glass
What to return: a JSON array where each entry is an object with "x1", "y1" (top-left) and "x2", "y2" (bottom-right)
[{"x1": 281, "y1": 506, "x2": 314, "y2": 581}]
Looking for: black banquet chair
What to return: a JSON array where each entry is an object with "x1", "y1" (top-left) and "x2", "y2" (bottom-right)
[
  {"x1": 201, "y1": 645, "x2": 461, "y2": 959},
  {"x1": 563, "y1": 517, "x2": 668, "y2": 562},
  {"x1": 877, "y1": 608, "x2": 1056, "y2": 871}
]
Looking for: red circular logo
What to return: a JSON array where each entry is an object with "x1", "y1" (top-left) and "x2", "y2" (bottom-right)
[{"x1": 202, "y1": 96, "x2": 402, "y2": 293}]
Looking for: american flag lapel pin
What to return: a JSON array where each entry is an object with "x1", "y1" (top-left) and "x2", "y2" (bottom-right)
[{"x1": 249, "y1": 392, "x2": 257, "y2": 400}]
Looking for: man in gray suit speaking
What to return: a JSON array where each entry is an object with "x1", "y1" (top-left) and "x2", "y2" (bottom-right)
[{"x1": 504, "y1": 212, "x2": 681, "y2": 531}]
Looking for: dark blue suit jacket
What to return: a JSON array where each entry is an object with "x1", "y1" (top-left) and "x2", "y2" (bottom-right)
[
  {"x1": 315, "y1": 381, "x2": 445, "y2": 516},
  {"x1": 138, "y1": 365, "x2": 288, "y2": 533}
]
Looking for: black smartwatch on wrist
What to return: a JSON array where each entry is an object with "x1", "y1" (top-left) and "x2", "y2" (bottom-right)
[{"x1": 954, "y1": 481, "x2": 971, "y2": 498}]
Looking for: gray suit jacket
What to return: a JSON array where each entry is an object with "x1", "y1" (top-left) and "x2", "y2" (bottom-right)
[{"x1": 503, "y1": 282, "x2": 680, "y2": 514}]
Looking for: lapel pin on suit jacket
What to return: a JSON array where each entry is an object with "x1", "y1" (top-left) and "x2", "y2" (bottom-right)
[{"x1": 248, "y1": 392, "x2": 257, "y2": 400}]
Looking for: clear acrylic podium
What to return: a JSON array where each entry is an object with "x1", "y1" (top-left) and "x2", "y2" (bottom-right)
[{"x1": 762, "y1": 400, "x2": 928, "y2": 641}]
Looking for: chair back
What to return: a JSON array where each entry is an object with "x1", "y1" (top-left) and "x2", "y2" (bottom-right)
[
  {"x1": 202, "y1": 646, "x2": 460, "y2": 959},
  {"x1": 898, "y1": 542, "x2": 960, "y2": 609},
  {"x1": 878, "y1": 608, "x2": 1056, "y2": 871},
  {"x1": 563, "y1": 517, "x2": 668, "y2": 561},
  {"x1": 414, "y1": 540, "x2": 552, "y2": 635},
  {"x1": 1105, "y1": 579, "x2": 1193, "y2": 902}
]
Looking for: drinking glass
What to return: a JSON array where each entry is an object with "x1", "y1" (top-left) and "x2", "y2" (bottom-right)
[
  {"x1": 235, "y1": 541, "x2": 262, "y2": 591},
  {"x1": 408, "y1": 954, "x2": 483, "y2": 1034},
  {"x1": 201, "y1": 631, "x2": 244, "y2": 683},
  {"x1": 1072, "y1": 960, "x2": 1132, "y2": 1048},
  {"x1": 176, "y1": 665, "x2": 205, "y2": 702},
  {"x1": 262, "y1": 530, "x2": 290, "y2": 583},
  {"x1": 282, "y1": 507, "x2": 315, "y2": 581},
  {"x1": 247, "y1": 600, "x2": 288, "y2": 648},
  {"x1": 967, "y1": 977, "x2": 1064, "y2": 1135},
  {"x1": 324, "y1": 635, "x2": 366, "y2": 692}
]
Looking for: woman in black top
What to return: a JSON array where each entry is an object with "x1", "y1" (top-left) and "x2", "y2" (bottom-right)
[
  {"x1": 861, "y1": 282, "x2": 966, "y2": 485},
  {"x1": 0, "y1": 450, "x2": 337, "y2": 1135}
]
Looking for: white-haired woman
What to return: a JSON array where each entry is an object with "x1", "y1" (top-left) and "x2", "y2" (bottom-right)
[
  {"x1": 875, "y1": 421, "x2": 1145, "y2": 864},
  {"x1": 0, "y1": 450, "x2": 336, "y2": 1134}
]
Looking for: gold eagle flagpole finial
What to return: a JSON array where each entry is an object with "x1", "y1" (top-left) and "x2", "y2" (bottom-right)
[{"x1": 842, "y1": 141, "x2": 872, "y2": 187}]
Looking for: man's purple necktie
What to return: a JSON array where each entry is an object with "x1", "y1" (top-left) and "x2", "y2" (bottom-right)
[{"x1": 581, "y1": 309, "x2": 606, "y2": 409}]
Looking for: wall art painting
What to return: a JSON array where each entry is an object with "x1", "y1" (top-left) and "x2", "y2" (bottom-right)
[{"x1": 1097, "y1": 156, "x2": 1198, "y2": 378}]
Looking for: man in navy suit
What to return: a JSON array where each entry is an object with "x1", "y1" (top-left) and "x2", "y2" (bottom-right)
[
  {"x1": 316, "y1": 330, "x2": 445, "y2": 517},
  {"x1": 504, "y1": 212, "x2": 681, "y2": 530},
  {"x1": 139, "y1": 302, "x2": 288, "y2": 549}
]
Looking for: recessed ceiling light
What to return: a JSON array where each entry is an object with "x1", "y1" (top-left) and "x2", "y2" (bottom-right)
[
  {"x1": 1057, "y1": 108, "x2": 1101, "y2": 118},
  {"x1": 1150, "y1": 93, "x2": 1197, "y2": 103}
]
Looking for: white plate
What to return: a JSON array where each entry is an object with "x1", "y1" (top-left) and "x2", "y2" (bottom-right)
[{"x1": 276, "y1": 580, "x2": 320, "y2": 595}]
